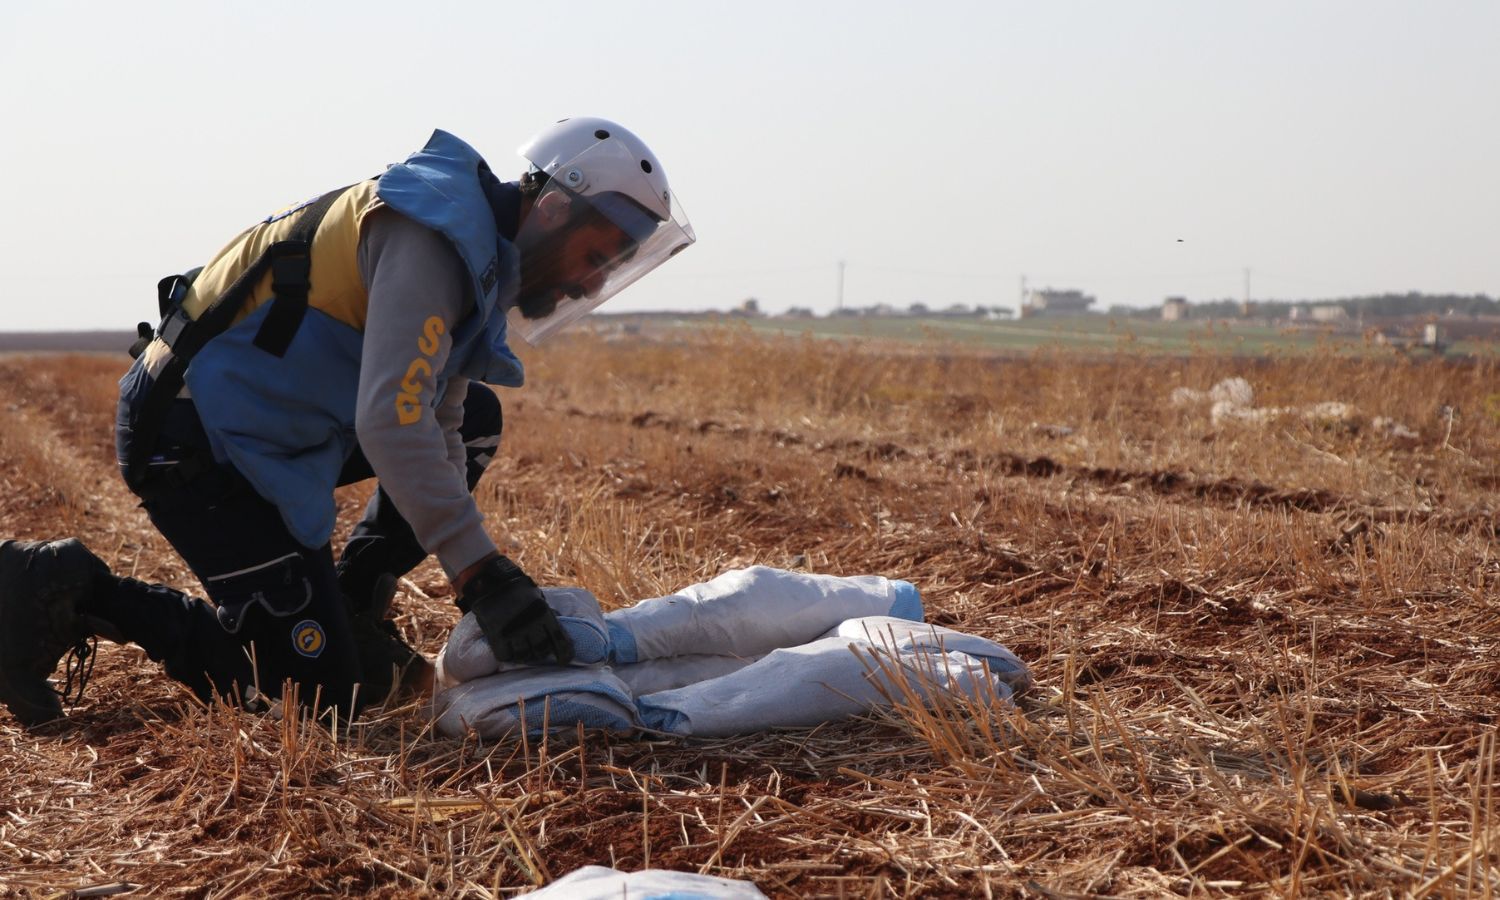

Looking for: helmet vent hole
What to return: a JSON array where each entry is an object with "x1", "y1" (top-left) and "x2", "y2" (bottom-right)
[
  {"x1": 594, "y1": 129, "x2": 610, "y2": 139},
  {"x1": 640, "y1": 159, "x2": 653, "y2": 174}
]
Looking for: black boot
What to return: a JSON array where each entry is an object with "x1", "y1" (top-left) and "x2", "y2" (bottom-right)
[
  {"x1": 342, "y1": 573, "x2": 434, "y2": 706},
  {"x1": 0, "y1": 539, "x2": 115, "y2": 727}
]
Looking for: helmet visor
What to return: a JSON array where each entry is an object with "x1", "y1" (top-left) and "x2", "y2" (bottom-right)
[{"x1": 507, "y1": 144, "x2": 695, "y2": 344}]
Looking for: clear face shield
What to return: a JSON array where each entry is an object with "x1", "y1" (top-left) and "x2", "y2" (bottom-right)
[{"x1": 507, "y1": 141, "x2": 695, "y2": 345}]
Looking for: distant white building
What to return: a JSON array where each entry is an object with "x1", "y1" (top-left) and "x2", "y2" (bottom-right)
[{"x1": 1161, "y1": 297, "x2": 1190, "y2": 321}]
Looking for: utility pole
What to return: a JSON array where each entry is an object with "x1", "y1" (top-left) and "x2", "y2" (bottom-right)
[
  {"x1": 1020, "y1": 274, "x2": 1028, "y2": 310},
  {"x1": 837, "y1": 260, "x2": 845, "y2": 313},
  {"x1": 1242, "y1": 267, "x2": 1252, "y2": 317}
]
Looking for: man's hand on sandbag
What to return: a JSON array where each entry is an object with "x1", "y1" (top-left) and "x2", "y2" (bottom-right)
[{"x1": 456, "y1": 555, "x2": 575, "y2": 665}]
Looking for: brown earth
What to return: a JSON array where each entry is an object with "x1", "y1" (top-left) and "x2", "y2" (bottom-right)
[{"x1": 1, "y1": 332, "x2": 1497, "y2": 897}]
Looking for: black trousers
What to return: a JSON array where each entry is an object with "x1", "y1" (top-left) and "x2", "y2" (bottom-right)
[{"x1": 96, "y1": 384, "x2": 501, "y2": 720}]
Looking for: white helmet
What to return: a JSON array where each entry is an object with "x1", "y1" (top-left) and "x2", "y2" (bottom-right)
[{"x1": 509, "y1": 117, "x2": 695, "y2": 344}]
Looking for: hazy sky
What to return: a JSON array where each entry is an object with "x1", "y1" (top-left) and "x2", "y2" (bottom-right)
[{"x1": 2, "y1": 1, "x2": 1495, "y2": 330}]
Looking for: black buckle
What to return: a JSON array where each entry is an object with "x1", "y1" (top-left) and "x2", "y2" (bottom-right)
[
  {"x1": 129, "y1": 452, "x2": 210, "y2": 503},
  {"x1": 157, "y1": 307, "x2": 193, "y2": 350}
]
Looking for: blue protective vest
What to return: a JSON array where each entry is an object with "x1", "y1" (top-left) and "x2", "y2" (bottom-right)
[
  {"x1": 136, "y1": 131, "x2": 524, "y2": 549},
  {"x1": 373, "y1": 131, "x2": 525, "y2": 387}
]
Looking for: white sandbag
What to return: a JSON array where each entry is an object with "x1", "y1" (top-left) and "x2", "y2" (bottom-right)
[
  {"x1": 822, "y1": 616, "x2": 1032, "y2": 694},
  {"x1": 1168, "y1": 386, "x2": 1206, "y2": 407},
  {"x1": 1373, "y1": 416, "x2": 1419, "y2": 440},
  {"x1": 1302, "y1": 400, "x2": 1356, "y2": 424},
  {"x1": 606, "y1": 566, "x2": 922, "y2": 664},
  {"x1": 611, "y1": 653, "x2": 760, "y2": 696},
  {"x1": 528, "y1": 865, "x2": 768, "y2": 899},
  {"x1": 635, "y1": 636, "x2": 1016, "y2": 738},
  {"x1": 433, "y1": 667, "x2": 636, "y2": 739},
  {"x1": 1209, "y1": 376, "x2": 1253, "y2": 408},
  {"x1": 437, "y1": 586, "x2": 610, "y2": 685},
  {"x1": 435, "y1": 615, "x2": 493, "y2": 687}
]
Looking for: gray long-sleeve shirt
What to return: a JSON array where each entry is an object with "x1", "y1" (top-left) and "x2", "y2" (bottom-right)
[{"x1": 354, "y1": 207, "x2": 498, "y2": 578}]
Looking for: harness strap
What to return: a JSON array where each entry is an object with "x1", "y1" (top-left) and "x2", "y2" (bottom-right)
[
  {"x1": 123, "y1": 185, "x2": 352, "y2": 489},
  {"x1": 251, "y1": 185, "x2": 347, "y2": 356},
  {"x1": 254, "y1": 252, "x2": 313, "y2": 357}
]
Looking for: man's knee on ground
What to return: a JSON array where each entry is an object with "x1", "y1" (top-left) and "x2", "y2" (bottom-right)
[{"x1": 194, "y1": 551, "x2": 361, "y2": 710}]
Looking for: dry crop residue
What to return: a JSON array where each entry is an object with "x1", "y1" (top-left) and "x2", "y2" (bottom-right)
[{"x1": 1, "y1": 335, "x2": 1498, "y2": 897}]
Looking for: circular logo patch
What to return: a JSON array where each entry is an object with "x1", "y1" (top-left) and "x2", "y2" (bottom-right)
[{"x1": 292, "y1": 619, "x2": 326, "y2": 658}]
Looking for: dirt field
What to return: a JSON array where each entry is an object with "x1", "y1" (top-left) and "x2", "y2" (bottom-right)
[{"x1": 1, "y1": 331, "x2": 1497, "y2": 897}]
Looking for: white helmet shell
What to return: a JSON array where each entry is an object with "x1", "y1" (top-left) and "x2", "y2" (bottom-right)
[{"x1": 518, "y1": 116, "x2": 673, "y2": 220}]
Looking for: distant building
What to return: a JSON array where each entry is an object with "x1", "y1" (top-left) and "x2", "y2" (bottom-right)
[
  {"x1": 1309, "y1": 305, "x2": 1348, "y2": 323},
  {"x1": 1161, "y1": 296, "x2": 1190, "y2": 321},
  {"x1": 1022, "y1": 288, "x2": 1095, "y2": 318},
  {"x1": 730, "y1": 297, "x2": 763, "y2": 318},
  {"x1": 1371, "y1": 321, "x2": 1450, "y2": 355}
]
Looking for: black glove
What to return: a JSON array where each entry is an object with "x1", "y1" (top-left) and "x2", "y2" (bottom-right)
[{"x1": 457, "y1": 555, "x2": 575, "y2": 665}]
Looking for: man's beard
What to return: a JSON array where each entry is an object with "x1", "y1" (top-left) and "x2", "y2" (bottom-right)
[
  {"x1": 515, "y1": 280, "x2": 591, "y2": 319},
  {"x1": 514, "y1": 229, "x2": 575, "y2": 320},
  {"x1": 515, "y1": 286, "x2": 560, "y2": 320}
]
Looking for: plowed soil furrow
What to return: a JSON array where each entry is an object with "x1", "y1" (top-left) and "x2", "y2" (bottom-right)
[{"x1": 558, "y1": 403, "x2": 1497, "y2": 537}]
